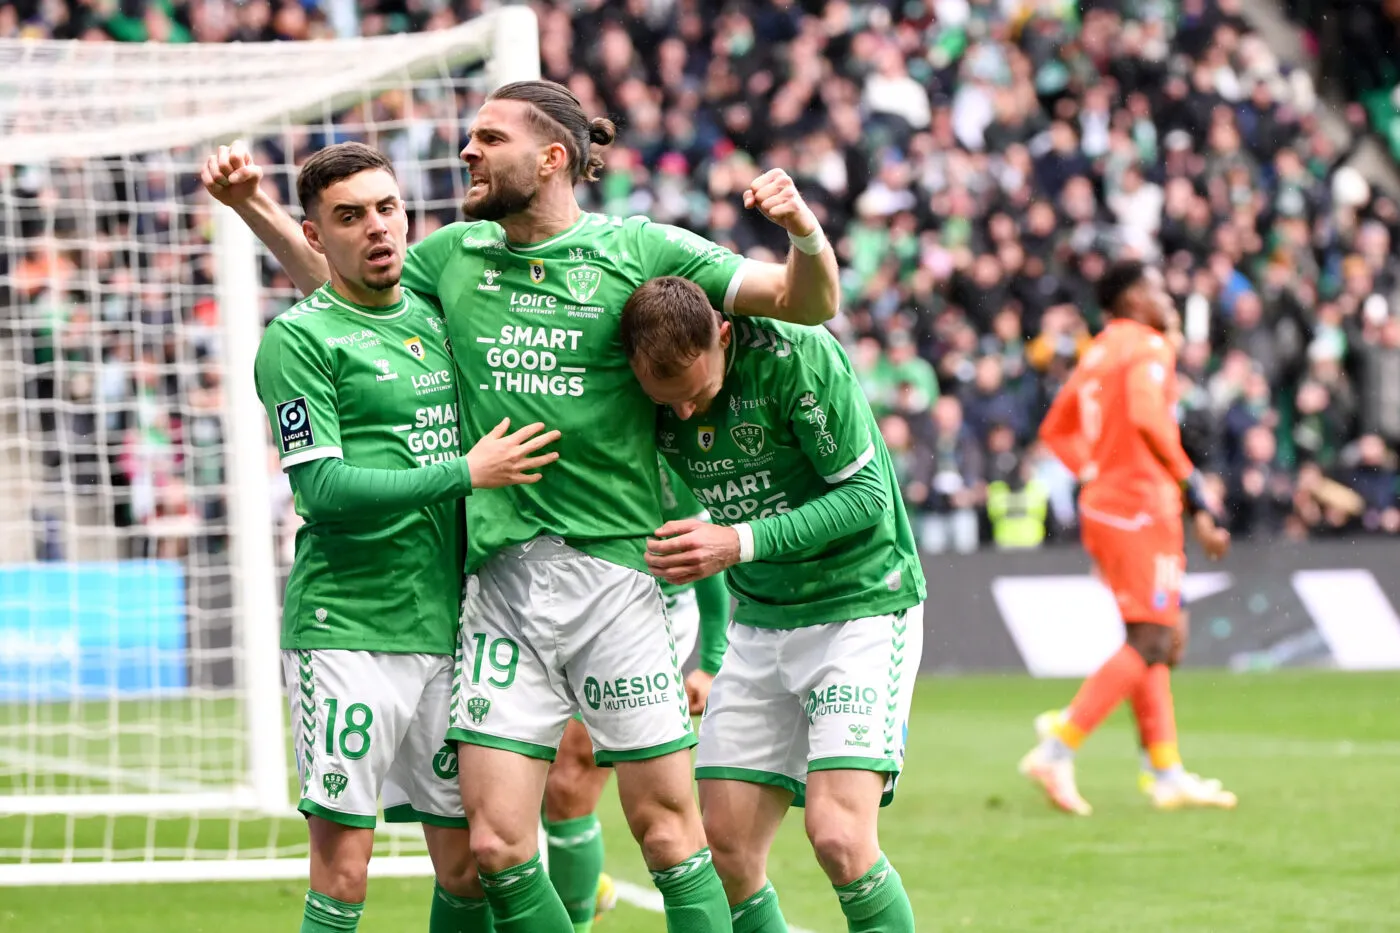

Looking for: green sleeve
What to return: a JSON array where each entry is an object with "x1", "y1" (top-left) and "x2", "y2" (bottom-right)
[
  {"x1": 289, "y1": 456, "x2": 473, "y2": 522},
  {"x1": 402, "y1": 223, "x2": 470, "y2": 300},
  {"x1": 787, "y1": 335, "x2": 877, "y2": 485},
  {"x1": 254, "y1": 321, "x2": 342, "y2": 470},
  {"x1": 748, "y1": 462, "x2": 887, "y2": 560},
  {"x1": 634, "y1": 219, "x2": 747, "y2": 313},
  {"x1": 694, "y1": 572, "x2": 731, "y2": 674},
  {"x1": 747, "y1": 333, "x2": 885, "y2": 559}
]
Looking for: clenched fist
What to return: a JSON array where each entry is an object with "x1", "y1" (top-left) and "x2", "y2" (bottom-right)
[
  {"x1": 200, "y1": 140, "x2": 264, "y2": 207},
  {"x1": 743, "y1": 168, "x2": 819, "y2": 238}
]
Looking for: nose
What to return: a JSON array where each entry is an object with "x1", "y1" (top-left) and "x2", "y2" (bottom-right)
[
  {"x1": 365, "y1": 209, "x2": 389, "y2": 236},
  {"x1": 674, "y1": 402, "x2": 695, "y2": 420},
  {"x1": 460, "y1": 139, "x2": 479, "y2": 164}
]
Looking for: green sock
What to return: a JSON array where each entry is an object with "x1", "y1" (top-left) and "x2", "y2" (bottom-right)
[
  {"x1": 544, "y1": 814, "x2": 604, "y2": 932},
  {"x1": 650, "y1": 848, "x2": 733, "y2": 932},
  {"x1": 478, "y1": 853, "x2": 574, "y2": 933},
  {"x1": 429, "y1": 881, "x2": 494, "y2": 932},
  {"x1": 731, "y1": 881, "x2": 789, "y2": 933},
  {"x1": 833, "y1": 854, "x2": 915, "y2": 932},
  {"x1": 301, "y1": 890, "x2": 363, "y2": 933}
]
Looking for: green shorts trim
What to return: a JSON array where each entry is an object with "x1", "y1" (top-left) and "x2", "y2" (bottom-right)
[
  {"x1": 695, "y1": 766, "x2": 806, "y2": 807},
  {"x1": 807, "y1": 757, "x2": 901, "y2": 808},
  {"x1": 593, "y1": 732, "x2": 697, "y2": 767},
  {"x1": 447, "y1": 727, "x2": 557, "y2": 762},
  {"x1": 383, "y1": 803, "x2": 469, "y2": 829},
  {"x1": 298, "y1": 798, "x2": 377, "y2": 829}
]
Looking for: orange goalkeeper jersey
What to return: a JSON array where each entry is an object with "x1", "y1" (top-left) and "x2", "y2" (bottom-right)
[{"x1": 1039, "y1": 318, "x2": 1194, "y2": 520}]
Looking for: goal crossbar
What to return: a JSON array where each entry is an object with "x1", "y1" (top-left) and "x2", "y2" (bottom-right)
[{"x1": 0, "y1": 6, "x2": 540, "y2": 164}]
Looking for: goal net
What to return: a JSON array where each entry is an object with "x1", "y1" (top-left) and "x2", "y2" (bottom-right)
[{"x1": 0, "y1": 6, "x2": 539, "y2": 885}]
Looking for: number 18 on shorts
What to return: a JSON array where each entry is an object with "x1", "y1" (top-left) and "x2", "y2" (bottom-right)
[{"x1": 283, "y1": 650, "x2": 466, "y2": 828}]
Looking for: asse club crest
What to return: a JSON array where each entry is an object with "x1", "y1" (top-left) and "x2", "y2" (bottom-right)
[
  {"x1": 566, "y1": 264, "x2": 602, "y2": 303},
  {"x1": 466, "y1": 697, "x2": 491, "y2": 725},
  {"x1": 731, "y1": 422, "x2": 765, "y2": 457},
  {"x1": 322, "y1": 771, "x2": 349, "y2": 799}
]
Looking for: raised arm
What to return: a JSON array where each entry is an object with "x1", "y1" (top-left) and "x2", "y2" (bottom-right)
[
  {"x1": 729, "y1": 169, "x2": 840, "y2": 326},
  {"x1": 638, "y1": 170, "x2": 839, "y2": 328},
  {"x1": 201, "y1": 140, "x2": 331, "y2": 296}
]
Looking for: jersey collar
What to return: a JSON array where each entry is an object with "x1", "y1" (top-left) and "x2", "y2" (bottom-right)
[
  {"x1": 320, "y1": 284, "x2": 407, "y2": 319},
  {"x1": 503, "y1": 213, "x2": 591, "y2": 252}
]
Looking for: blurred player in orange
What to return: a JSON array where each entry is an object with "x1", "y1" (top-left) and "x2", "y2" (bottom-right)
[{"x1": 1019, "y1": 260, "x2": 1237, "y2": 815}]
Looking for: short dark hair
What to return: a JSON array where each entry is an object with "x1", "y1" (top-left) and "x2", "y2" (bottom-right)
[
  {"x1": 621, "y1": 277, "x2": 719, "y2": 378},
  {"x1": 489, "y1": 80, "x2": 617, "y2": 183},
  {"x1": 296, "y1": 142, "x2": 396, "y2": 217},
  {"x1": 1097, "y1": 259, "x2": 1147, "y2": 315}
]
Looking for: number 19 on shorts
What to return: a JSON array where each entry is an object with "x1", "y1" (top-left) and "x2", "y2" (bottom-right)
[{"x1": 469, "y1": 634, "x2": 519, "y2": 689}]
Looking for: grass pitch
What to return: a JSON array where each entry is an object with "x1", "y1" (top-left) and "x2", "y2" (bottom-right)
[{"x1": 3, "y1": 670, "x2": 1397, "y2": 932}]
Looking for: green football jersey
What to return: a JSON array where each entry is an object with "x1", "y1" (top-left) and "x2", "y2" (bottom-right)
[
  {"x1": 254, "y1": 284, "x2": 465, "y2": 654},
  {"x1": 401, "y1": 213, "x2": 744, "y2": 574},
  {"x1": 657, "y1": 456, "x2": 707, "y2": 600},
  {"x1": 657, "y1": 317, "x2": 926, "y2": 628}
]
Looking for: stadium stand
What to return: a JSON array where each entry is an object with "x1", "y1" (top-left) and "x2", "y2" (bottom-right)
[{"x1": 4, "y1": 0, "x2": 1399, "y2": 553}]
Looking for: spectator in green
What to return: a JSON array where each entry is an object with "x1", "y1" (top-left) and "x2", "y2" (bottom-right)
[{"x1": 883, "y1": 330, "x2": 940, "y2": 413}]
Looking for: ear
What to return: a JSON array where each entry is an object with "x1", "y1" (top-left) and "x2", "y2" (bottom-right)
[
  {"x1": 717, "y1": 318, "x2": 731, "y2": 349},
  {"x1": 538, "y1": 140, "x2": 570, "y2": 179},
  {"x1": 302, "y1": 218, "x2": 326, "y2": 256}
]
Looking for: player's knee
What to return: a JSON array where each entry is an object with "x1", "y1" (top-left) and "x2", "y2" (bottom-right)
[
  {"x1": 703, "y1": 821, "x2": 764, "y2": 891},
  {"x1": 434, "y1": 861, "x2": 484, "y2": 899},
  {"x1": 466, "y1": 822, "x2": 532, "y2": 873},
  {"x1": 635, "y1": 812, "x2": 693, "y2": 869},
  {"x1": 1126, "y1": 623, "x2": 1174, "y2": 666},
  {"x1": 313, "y1": 856, "x2": 369, "y2": 902},
  {"x1": 543, "y1": 757, "x2": 599, "y2": 822},
  {"x1": 804, "y1": 813, "x2": 876, "y2": 886}
]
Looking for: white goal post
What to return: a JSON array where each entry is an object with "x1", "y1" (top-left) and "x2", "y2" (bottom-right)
[{"x1": 0, "y1": 5, "x2": 539, "y2": 884}]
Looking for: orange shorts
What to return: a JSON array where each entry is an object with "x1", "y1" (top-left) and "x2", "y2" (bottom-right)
[{"x1": 1079, "y1": 508, "x2": 1185, "y2": 628}]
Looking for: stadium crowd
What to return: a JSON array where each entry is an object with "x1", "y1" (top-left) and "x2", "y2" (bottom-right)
[{"x1": 7, "y1": 0, "x2": 1400, "y2": 557}]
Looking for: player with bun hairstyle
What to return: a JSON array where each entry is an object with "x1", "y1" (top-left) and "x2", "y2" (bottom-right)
[{"x1": 204, "y1": 77, "x2": 839, "y2": 932}]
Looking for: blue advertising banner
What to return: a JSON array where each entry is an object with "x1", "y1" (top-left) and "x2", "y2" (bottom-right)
[{"x1": 0, "y1": 561, "x2": 188, "y2": 702}]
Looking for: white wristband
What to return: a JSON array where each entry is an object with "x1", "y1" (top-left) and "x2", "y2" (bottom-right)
[
  {"x1": 733, "y1": 523, "x2": 756, "y2": 563},
  {"x1": 788, "y1": 227, "x2": 827, "y2": 256}
]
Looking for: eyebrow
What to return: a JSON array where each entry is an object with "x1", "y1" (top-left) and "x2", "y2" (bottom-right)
[{"x1": 329, "y1": 196, "x2": 399, "y2": 213}]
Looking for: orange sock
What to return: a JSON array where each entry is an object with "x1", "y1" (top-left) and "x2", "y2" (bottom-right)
[
  {"x1": 1055, "y1": 645, "x2": 1149, "y2": 750},
  {"x1": 1130, "y1": 664, "x2": 1181, "y2": 770}
]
